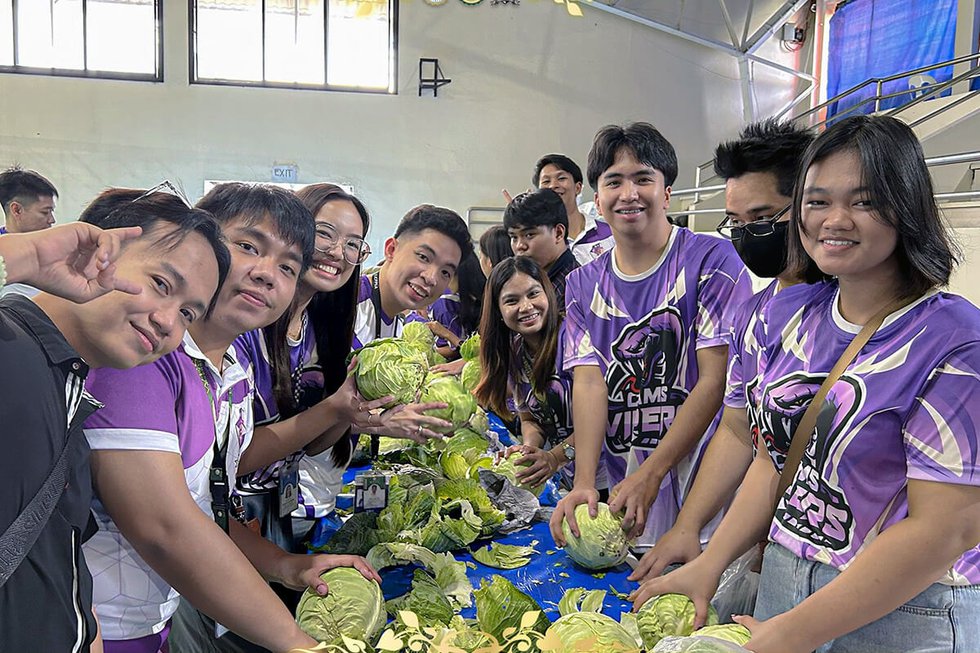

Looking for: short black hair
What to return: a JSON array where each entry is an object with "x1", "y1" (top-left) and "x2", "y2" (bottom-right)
[
  {"x1": 502, "y1": 188, "x2": 568, "y2": 238},
  {"x1": 532, "y1": 154, "x2": 584, "y2": 187},
  {"x1": 787, "y1": 115, "x2": 958, "y2": 294},
  {"x1": 0, "y1": 166, "x2": 58, "y2": 213},
  {"x1": 96, "y1": 191, "x2": 232, "y2": 318},
  {"x1": 713, "y1": 119, "x2": 815, "y2": 197},
  {"x1": 394, "y1": 204, "x2": 474, "y2": 261},
  {"x1": 196, "y1": 182, "x2": 315, "y2": 273},
  {"x1": 479, "y1": 225, "x2": 512, "y2": 268},
  {"x1": 587, "y1": 122, "x2": 677, "y2": 189},
  {"x1": 79, "y1": 188, "x2": 145, "y2": 226}
]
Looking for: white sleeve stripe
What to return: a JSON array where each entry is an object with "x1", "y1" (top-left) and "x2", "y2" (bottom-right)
[{"x1": 84, "y1": 428, "x2": 182, "y2": 454}]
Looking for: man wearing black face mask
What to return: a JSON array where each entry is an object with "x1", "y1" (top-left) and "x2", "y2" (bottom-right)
[{"x1": 629, "y1": 120, "x2": 813, "y2": 599}]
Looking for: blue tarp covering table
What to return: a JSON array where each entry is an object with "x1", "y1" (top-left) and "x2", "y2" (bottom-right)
[
  {"x1": 311, "y1": 460, "x2": 638, "y2": 622},
  {"x1": 379, "y1": 520, "x2": 635, "y2": 621}
]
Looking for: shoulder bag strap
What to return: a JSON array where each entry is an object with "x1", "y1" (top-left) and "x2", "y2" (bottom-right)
[
  {"x1": 0, "y1": 430, "x2": 74, "y2": 588},
  {"x1": 773, "y1": 296, "x2": 917, "y2": 514}
]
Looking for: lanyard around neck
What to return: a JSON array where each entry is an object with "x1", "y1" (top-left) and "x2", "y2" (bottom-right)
[
  {"x1": 370, "y1": 272, "x2": 403, "y2": 340},
  {"x1": 193, "y1": 357, "x2": 234, "y2": 533}
]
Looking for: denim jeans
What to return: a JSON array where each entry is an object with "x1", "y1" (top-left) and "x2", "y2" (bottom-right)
[{"x1": 755, "y1": 542, "x2": 980, "y2": 653}]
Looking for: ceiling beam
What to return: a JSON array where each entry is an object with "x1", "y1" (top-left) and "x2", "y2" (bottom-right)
[
  {"x1": 586, "y1": 2, "x2": 741, "y2": 57},
  {"x1": 716, "y1": 0, "x2": 742, "y2": 48}
]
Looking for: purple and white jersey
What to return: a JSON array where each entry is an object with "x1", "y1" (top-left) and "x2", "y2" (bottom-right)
[
  {"x1": 429, "y1": 292, "x2": 465, "y2": 347},
  {"x1": 563, "y1": 226, "x2": 752, "y2": 544},
  {"x1": 235, "y1": 319, "x2": 349, "y2": 519},
  {"x1": 510, "y1": 332, "x2": 574, "y2": 448},
  {"x1": 510, "y1": 330, "x2": 610, "y2": 490},
  {"x1": 352, "y1": 274, "x2": 425, "y2": 350},
  {"x1": 753, "y1": 282, "x2": 980, "y2": 584},
  {"x1": 234, "y1": 319, "x2": 317, "y2": 483},
  {"x1": 724, "y1": 280, "x2": 779, "y2": 410},
  {"x1": 82, "y1": 333, "x2": 253, "y2": 641},
  {"x1": 570, "y1": 208, "x2": 616, "y2": 265}
]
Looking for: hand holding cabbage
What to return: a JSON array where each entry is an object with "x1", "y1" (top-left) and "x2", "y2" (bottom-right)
[
  {"x1": 629, "y1": 555, "x2": 722, "y2": 632},
  {"x1": 353, "y1": 401, "x2": 452, "y2": 443},
  {"x1": 558, "y1": 502, "x2": 632, "y2": 570},
  {"x1": 609, "y1": 465, "x2": 663, "y2": 539},
  {"x1": 275, "y1": 552, "x2": 380, "y2": 596},
  {"x1": 502, "y1": 444, "x2": 563, "y2": 490}
]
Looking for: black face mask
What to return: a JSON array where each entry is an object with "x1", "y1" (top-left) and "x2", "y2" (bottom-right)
[{"x1": 733, "y1": 221, "x2": 789, "y2": 278}]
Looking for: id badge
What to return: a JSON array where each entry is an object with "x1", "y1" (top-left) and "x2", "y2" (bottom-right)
[{"x1": 277, "y1": 462, "x2": 299, "y2": 518}]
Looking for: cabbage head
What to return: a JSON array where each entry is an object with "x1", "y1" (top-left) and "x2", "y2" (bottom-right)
[
  {"x1": 559, "y1": 503, "x2": 630, "y2": 570},
  {"x1": 637, "y1": 593, "x2": 718, "y2": 649},
  {"x1": 460, "y1": 359, "x2": 481, "y2": 394},
  {"x1": 468, "y1": 407, "x2": 489, "y2": 434},
  {"x1": 442, "y1": 428, "x2": 488, "y2": 458},
  {"x1": 355, "y1": 339, "x2": 427, "y2": 406},
  {"x1": 295, "y1": 567, "x2": 385, "y2": 645},
  {"x1": 473, "y1": 575, "x2": 551, "y2": 641},
  {"x1": 492, "y1": 451, "x2": 547, "y2": 496},
  {"x1": 401, "y1": 321, "x2": 434, "y2": 348},
  {"x1": 544, "y1": 612, "x2": 640, "y2": 653},
  {"x1": 439, "y1": 451, "x2": 471, "y2": 480},
  {"x1": 692, "y1": 624, "x2": 751, "y2": 646},
  {"x1": 419, "y1": 375, "x2": 477, "y2": 432},
  {"x1": 459, "y1": 333, "x2": 481, "y2": 361}
]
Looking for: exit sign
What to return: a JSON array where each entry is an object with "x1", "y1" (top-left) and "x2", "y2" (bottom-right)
[{"x1": 272, "y1": 165, "x2": 298, "y2": 183}]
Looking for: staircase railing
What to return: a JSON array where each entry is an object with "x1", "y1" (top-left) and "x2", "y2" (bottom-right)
[
  {"x1": 670, "y1": 151, "x2": 980, "y2": 222},
  {"x1": 680, "y1": 53, "x2": 980, "y2": 209}
]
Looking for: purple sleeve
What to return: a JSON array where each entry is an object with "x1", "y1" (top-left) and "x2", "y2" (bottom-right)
[
  {"x1": 724, "y1": 320, "x2": 747, "y2": 408},
  {"x1": 904, "y1": 341, "x2": 980, "y2": 486},
  {"x1": 235, "y1": 329, "x2": 280, "y2": 425},
  {"x1": 561, "y1": 267, "x2": 599, "y2": 370},
  {"x1": 695, "y1": 240, "x2": 752, "y2": 350},
  {"x1": 429, "y1": 297, "x2": 464, "y2": 347},
  {"x1": 83, "y1": 357, "x2": 182, "y2": 453},
  {"x1": 723, "y1": 287, "x2": 770, "y2": 409}
]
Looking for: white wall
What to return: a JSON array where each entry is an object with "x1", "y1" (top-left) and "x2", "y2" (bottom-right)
[{"x1": 0, "y1": 1, "x2": 761, "y2": 253}]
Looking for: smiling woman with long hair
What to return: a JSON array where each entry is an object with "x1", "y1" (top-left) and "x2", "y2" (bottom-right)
[
  {"x1": 235, "y1": 183, "x2": 374, "y2": 554},
  {"x1": 474, "y1": 256, "x2": 608, "y2": 493}
]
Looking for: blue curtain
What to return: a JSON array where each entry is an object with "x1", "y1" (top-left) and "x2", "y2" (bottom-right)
[{"x1": 827, "y1": 0, "x2": 957, "y2": 119}]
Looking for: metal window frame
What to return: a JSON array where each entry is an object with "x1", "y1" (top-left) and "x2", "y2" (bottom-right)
[
  {"x1": 188, "y1": 0, "x2": 398, "y2": 95},
  {"x1": 1, "y1": 0, "x2": 164, "y2": 82}
]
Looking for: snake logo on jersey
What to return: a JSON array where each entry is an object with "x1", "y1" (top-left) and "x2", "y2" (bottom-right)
[
  {"x1": 523, "y1": 377, "x2": 572, "y2": 447},
  {"x1": 766, "y1": 375, "x2": 862, "y2": 552},
  {"x1": 605, "y1": 306, "x2": 689, "y2": 455},
  {"x1": 750, "y1": 372, "x2": 823, "y2": 471}
]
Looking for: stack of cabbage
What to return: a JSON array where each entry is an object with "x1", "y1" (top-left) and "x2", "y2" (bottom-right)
[
  {"x1": 354, "y1": 323, "x2": 483, "y2": 433},
  {"x1": 315, "y1": 473, "x2": 505, "y2": 556}
]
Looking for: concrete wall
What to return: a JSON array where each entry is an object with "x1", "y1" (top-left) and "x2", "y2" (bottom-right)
[{"x1": 0, "y1": 0, "x2": 760, "y2": 254}]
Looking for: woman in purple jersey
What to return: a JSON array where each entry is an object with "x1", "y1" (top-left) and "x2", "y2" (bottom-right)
[
  {"x1": 633, "y1": 115, "x2": 980, "y2": 653},
  {"x1": 236, "y1": 184, "x2": 381, "y2": 555},
  {"x1": 474, "y1": 256, "x2": 606, "y2": 494}
]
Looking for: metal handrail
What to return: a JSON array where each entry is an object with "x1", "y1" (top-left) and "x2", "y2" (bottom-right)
[
  {"x1": 794, "y1": 51, "x2": 980, "y2": 124},
  {"x1": 673, "y1": 152, "x2": 980, "y2": 214},
  {"x1": 924, "y1": 152, "x2": 980, "y2": 166},
  {"x1": 688, "y1": 53, "x2": 980, "y2": 196},
  {"x1": 802, "y1": 64, "x2": 980, "y2": 130}
]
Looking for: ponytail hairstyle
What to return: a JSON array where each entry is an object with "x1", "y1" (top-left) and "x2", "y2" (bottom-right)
[
  {"x1": 264, "y1": 183, "x2": 370, "y2": 467},
  {"x1": 474, "y1": 256, "x2": 560, "y2": 417}
]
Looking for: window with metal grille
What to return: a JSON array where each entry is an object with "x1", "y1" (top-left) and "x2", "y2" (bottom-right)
[
  {"x1": 0, "y1": 0, "x2": 162, "y2": 80},
  {"x1": 190, "y1": 0, "x2": 396, "y2": 93}
]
